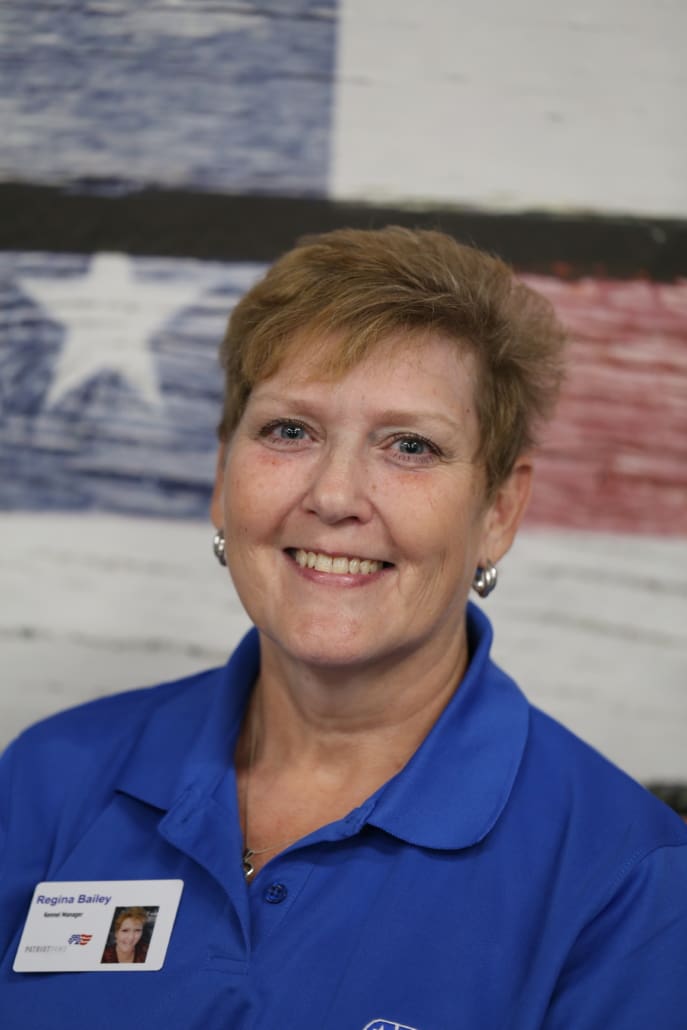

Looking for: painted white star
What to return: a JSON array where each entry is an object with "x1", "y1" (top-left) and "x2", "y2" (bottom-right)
[{"x1": 19, "y1": 253, "x2": 209, "y2": 409}]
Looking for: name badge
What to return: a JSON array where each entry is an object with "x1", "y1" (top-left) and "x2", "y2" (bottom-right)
[{"x1": 13, "y1": 880, "x2": 183, "y2": 973}]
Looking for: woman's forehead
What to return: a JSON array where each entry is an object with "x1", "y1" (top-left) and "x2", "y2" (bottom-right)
[{"x1": 260, "y1": 326, "x2": 477, "y2": 390}]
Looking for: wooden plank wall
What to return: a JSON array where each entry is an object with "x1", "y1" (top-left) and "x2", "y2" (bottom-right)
[{"x1": 1, "y1": 1, "x2": 685, "y2": 788}]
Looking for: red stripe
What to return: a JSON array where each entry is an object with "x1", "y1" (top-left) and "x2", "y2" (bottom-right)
[{"x1": 520, "y1": 276, "x2": 687, "y2": 536}]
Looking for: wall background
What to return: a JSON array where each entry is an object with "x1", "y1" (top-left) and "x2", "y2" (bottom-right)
[{"x1": 1, "y1": 0, "x2": 685, "y2": 784}]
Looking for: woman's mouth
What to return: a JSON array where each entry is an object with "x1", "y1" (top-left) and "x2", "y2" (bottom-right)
[{"x1": 289, "y1": 548, "x2": 388, "y2": 576}]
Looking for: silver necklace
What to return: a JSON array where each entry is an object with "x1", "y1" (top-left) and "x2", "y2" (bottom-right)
[{"x1": 241, "y1": 708, "x2": 299, "y2": 882}]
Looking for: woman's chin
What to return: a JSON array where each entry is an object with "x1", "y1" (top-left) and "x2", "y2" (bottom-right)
[{"x1": 258, "y1": 623, "x2": 392, "y2": 673}]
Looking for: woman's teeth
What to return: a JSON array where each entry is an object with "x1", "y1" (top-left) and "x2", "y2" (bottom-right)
[{"x1": 293, "y1": 549, "x2": 382, "y2": 575}]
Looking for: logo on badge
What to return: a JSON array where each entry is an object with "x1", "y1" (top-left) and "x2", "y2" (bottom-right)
[
  {"x1": 363, "y1": 1021, "x2": 420, "y2": 1030},
  {"x1": 68, "y1": 933, "x2": 93, "y2": 946}
]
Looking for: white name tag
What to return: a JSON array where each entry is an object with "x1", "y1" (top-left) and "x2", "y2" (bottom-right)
[{"x1": 13, "y1": 880, "x2": 183, "y2": 973}]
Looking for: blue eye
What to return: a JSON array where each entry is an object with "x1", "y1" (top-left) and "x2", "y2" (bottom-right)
[
  {"x1": 390, "y1": 434, "x2": 441, "y2": 464},
  {"x1": 398, "y1": 438, "x2": 427, "y2": 454},
  {"x1": 260, "y1": 419, "x2": 311, "y2": 445},
  {"x1": 278, "y1": 423, "x2": 306, "y2": 440}
]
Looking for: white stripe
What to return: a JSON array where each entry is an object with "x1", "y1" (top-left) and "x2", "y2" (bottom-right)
[
  {"x1": 332, "y1": 0, "x2": 687, "y2": 217},
  {"x1": 476, "y1": 528, "x2": 687, "y2": 782},
  {"x1": 2, "y1": 515, "x2": 685, "y2": 781}
]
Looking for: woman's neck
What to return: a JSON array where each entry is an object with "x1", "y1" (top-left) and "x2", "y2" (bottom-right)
[
  {"x1": 234, "y1": 625, "x2": 471, "y2": 878},
  {"x1": 242, "y1": 622, "x2": 470, "y2": 777}
]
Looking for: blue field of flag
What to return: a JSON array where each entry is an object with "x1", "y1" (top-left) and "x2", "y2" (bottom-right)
[
  {"x1": 0, "y1": 0, "x2": 338, "y2": 195},
  {"x1": 0, "y1": 252, "x2": 266, "y2": 516}
]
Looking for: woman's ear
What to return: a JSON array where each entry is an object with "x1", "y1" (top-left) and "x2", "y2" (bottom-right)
[
  {"x1": 210, "y1": 443, "x2": 227, "y2": 529},
  {"x1": 480, "y1": 455, "x2": 533, "y2": 565}
]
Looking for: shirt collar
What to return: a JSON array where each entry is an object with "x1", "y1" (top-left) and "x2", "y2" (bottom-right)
[
  {"x1": 114, "y1": 629, "x2": 258, "y2": 811},
  {"x1": 366, "y1": 603, "x2": 529, "y2": 850},
  {"x1": 115, "y1": 604, "x2": 528, "y2": 851}
]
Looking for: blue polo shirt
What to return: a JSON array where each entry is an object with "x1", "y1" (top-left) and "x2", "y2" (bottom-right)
[{"x1": 1, "y1": 605, "x2": 686, "y2": 1029}]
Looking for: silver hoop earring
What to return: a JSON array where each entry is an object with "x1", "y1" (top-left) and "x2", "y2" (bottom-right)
[
  {"x1": 212, "y1": 529, "x2": 227, "y2": 566},
  {"x1": 472, "y1": 560, "x2": 497, "y2": 598}
]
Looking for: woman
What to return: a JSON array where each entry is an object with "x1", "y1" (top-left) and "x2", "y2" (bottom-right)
[
  {"x1": 1, "y1": 227, "x2": 685, "y2": 1028},
  {"x1": 101, "y1": 908, "x2": 149, "y2": 964}
]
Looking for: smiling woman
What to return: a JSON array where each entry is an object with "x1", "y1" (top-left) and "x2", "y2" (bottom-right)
[
  {"x1": 1, "y1": 228, "x2": 686, "y2": 1029},
  {"x1": 101, "y1": 907, "x2": 150, "y2": 965},
  {"x1": 212, "y1": 336, "x2": 516, "y2": 685}
]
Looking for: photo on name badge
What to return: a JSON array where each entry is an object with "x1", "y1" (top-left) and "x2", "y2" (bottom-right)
[{"x1": 100, "y1": 905, "x2": 160, "y2": 965}]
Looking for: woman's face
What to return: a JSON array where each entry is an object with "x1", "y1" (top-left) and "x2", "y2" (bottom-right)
[
  {"x1": 212, "y1": 332, "x2": 530, "y2": 674},
  {"x1": 115, "y1": 918, "x2": 144, "y2": 953}
]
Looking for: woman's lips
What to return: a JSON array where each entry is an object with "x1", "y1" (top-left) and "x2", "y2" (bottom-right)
[{"x1": 289, "y1": 548, "x2": 388, "y2": 576}]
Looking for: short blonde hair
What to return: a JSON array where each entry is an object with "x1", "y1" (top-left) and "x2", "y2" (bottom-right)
[{"x1": 218, "y1": 226, "x2": 565, "y2": 494}]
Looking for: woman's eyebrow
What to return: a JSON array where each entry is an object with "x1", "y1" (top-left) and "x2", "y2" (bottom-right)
[
  {"x1": 249, "y1": 393, "x2": 466, "y2": 429},
  {"x1": 372, "y1": 409, "x2": 466, "y2": 432}
]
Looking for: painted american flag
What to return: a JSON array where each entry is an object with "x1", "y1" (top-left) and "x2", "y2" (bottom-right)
[{"x1": 1, "y1": 0, "x2": 685, "y2": 788}]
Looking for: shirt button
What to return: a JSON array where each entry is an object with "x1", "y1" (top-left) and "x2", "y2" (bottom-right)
[{"x1": 263, "y1": 883, "x2": 288, "y2": 904}]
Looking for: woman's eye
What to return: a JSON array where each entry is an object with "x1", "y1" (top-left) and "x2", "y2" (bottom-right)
[
  {"x1": 276, "y1": 423, "x2": 306, "y2": 441},
  {"x1": 390, "y1": 434, "x2": 440, "y2": 463},
  {"x1": 398, "y1": 438, "x2": 426, "y2": 454},
  {"x1": 260, "y1": 420, "x2": 311, "y2": 445}
]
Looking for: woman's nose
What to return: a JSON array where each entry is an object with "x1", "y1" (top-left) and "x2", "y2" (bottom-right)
[{"x1": 303, "y1": 445, "x2": 374, "y2": 525}]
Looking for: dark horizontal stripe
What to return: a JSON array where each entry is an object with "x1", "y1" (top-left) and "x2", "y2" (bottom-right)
[{"x1": 1, "y1": 182, "x2": 685, "y2": 280}]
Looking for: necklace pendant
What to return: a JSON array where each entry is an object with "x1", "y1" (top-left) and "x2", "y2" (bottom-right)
[{"x1": 242, "y1": 848, "x2": 255, "y2": 882}]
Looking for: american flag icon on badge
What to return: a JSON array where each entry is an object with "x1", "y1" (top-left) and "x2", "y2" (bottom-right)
[{"x1": 67, "y1": 934, "x2": 93, "y2": 946}]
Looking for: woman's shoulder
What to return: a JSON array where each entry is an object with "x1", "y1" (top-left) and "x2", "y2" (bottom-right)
[
  {"x1": 5, "y1": 664, "x2": 225, "y2": 759},
  {"x1": 0, "y1": 661, "x2": 239, "y2": 961},
  {"x1": 0, "y1": 663, "x2": 231, "y2": 842},
  {"x1": 3, "y1": 629, "x2": 260, "y2": 768},
  {"x1": 519, "y1": 702, "x2": 687, "y2": 852}
]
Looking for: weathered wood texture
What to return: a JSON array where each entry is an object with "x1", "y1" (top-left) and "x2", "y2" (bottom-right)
[
  {"x1": 0, "y1": 0, "x2": 336, "y2": 194},
  {"x1": 1, "y1": 1, "x2": 685, "y2": 786},
  {"x1": 2, "y1": 254, "x2": 685, "y2": 535},
  {"x1": 1, "y1": 514, "x2": 685, "y2": 782},
  {"x1": 3, "y1": 1, "x2": 685, "y2": 219},
  {"x1": 333, "y1": 0, "x2": 687, "y2": 217},
  {"x1": 0, "y1": 253, "x2": 260, "y2": 515},
  {"x1": 1, "y1": 255, "x2": 686, "y2": 780},
  {"x1": 524, "y1": 275, "x2": 687, "y2": 535}
]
